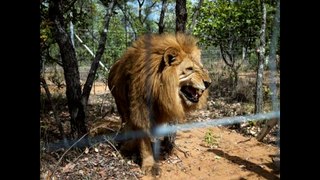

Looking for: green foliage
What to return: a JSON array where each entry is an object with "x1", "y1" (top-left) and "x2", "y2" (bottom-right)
[
  {"x1": 191, "y1": 0, "x2": 279, "y2": 84},
  {"x1": 160, "y1": 1, "x2": 176, "y2": 33},
  {"x1": 194, "y1": 0, "x2": 261, "y2": 51},
  {"x1": 248, "y1": 51, "x2": 258, "y2": 69},
  {"x1": 41, "y1": 0, "x2": 174, "y2": 71},
  {"x1": 192, "y1": 0, "x2": 279, "y2": 71},
  {"x1": 186, "y1": 0, "x2": 194, "y2": 29},
  {"x1": 248, "y1": 120, "x2": 256, "y2": 126},
  {"x1": 40, "y1": 1, "x2": 58, "y2": 66},
  {"x1": 125, "y1": 0, "x2": 158, "y2": 34},
  {"x1": 104, "y1": 14, "x2": 127, "y2": 65},
  {"x1": 204, "y1": 129, "x2": 219, "y2": 148}
]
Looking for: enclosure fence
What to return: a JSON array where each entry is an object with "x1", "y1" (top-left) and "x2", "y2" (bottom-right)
[
  {"x1": 46, "y1": 111, "x2": 279, "y2": 151},
  {"x1": 45, "y1": 43, "x2": 280, "y2": 156}
]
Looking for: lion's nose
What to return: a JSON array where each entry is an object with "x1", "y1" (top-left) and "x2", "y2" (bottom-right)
[{"x1": 204, "y1": 80, "x2": 211, "y2": 89}]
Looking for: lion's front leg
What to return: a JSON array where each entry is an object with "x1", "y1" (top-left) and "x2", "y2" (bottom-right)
[{"x1": 139, "y1": 137, "x2": 161, "y2": 176}]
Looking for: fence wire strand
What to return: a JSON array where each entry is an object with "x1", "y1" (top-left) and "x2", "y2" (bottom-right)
[{"x1": 46, "y1": 111, "x2": 279, "y2": 152}]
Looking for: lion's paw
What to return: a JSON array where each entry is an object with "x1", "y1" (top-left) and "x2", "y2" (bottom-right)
[{"x1": 141, "y1": 163, "x2": 161, "y2": 176}]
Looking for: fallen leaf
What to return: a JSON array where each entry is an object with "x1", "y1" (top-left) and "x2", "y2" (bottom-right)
[
  {"x1": 111, "y1": 152, "x2": 117, "y2": 157},
  {"x1": 85, "y1": 147, "x2": 89, "y2": 154},
  {"x1": 62, "y1": 163, "x2": 76, "y2": 173},
  {"x1": 78, "y1": 170, "x2": 84, "y2": 175},
  {"x1": 99, "y1": 170, "x2": 106, "y2": 177}
]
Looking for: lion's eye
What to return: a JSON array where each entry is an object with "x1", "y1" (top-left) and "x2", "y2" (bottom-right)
[{"x1": 186, "y1": 67, "x2": 194, "y2": 71}]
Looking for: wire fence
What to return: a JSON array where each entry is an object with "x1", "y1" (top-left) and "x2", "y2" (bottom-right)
[
  {"x1": 44, "y1": 35, "x2": 280, "y2": 157},
  {"x1": 42, "y1": 50, "x2": 280, "y2": 180},
  {"x1": 43, "y1": 65, "x2": 107, "y2": 83},
  {"x1": 42, "y1": 20, "x2": 280, "y2": 175},
  {"x1": 46, "y1": 111, "x2": 279, "y2": 151}
]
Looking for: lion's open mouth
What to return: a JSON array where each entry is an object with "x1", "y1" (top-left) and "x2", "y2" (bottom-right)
[{"x1": 180, "y1": 86, "x2": 203, "y2": 103}]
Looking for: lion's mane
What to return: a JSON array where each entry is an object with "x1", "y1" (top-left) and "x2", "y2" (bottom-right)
[{"x1": 108, "y1": 33, "x2": 208, "y2": 130}]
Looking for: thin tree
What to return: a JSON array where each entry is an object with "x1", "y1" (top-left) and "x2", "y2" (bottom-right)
[
  {"x1": 117, "y1": 2, "x2": 138, "y2": 39},
  {"x1": 81, "y1": 0, "x2": 117, "y2": 108},
  {"x1": 189, "y1": 0, "x2": 203, "y2": 33},
  {"x1": 40, "y1": 76, "x2": 67, "y2": 143},
  {"x1": 48, "y1": 0, "x2": 117, "y2": 138},
  {"x1": 176, "y1": 0, "x2": 187, "y2": 33},
  {"x1": 137, "y1": 0, "x2": 157, "y2": 32},
  {"x1": 49, "y1": 0, "x2": 87, "y2": 137},
  {"x1": 255, "y1": 0, "x2": 267, "y2": 115},
  {"x1": 256, "y1": 0, "x2": 280, "y2": 141},
  {"x1": 158, "y1": 0, "x2": 168, "y2": 34}
]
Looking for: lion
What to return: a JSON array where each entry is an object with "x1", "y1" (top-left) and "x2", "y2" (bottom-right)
[{"x1": 108, "y1": 33, "x2": 211, "y2": 176}]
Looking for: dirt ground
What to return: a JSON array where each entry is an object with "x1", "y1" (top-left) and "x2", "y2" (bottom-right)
[
  {"x1": 142, "y1": 127, "x2": 279, "y2": 180},
  {"x1": 40, "y1": 81, "x2": 280, "y2": 180}
]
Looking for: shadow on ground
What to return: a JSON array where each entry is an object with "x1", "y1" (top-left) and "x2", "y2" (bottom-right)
[{"x1": 208, "y1": 148, "x2": 280, "y2": 180}]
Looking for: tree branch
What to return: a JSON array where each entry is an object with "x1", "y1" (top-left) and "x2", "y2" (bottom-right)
[
  {"x1": 117, "y1": 3, "x2": 137, "y2": 38},
  {"x1": 189, "y1": 0, "x2": 204, "y2": 33},
  {"x1": 40, "y1": 76, "x2": 67, "y2": 141},
  {"x1": 63, "y1": 0, "x2": 78, "y2": 13},
  {"x1": 49, "y1": 0, "x2": 87, "y2": 136},
  {"x1": 81, "y1": 0, "x2": 117, "y2": 107},
  {"x1": 219, "y1": 44, "x2": 233, "y2": 67},
  {"x1": 142, "y1": 1, "x2": 157, "y2": 24}
]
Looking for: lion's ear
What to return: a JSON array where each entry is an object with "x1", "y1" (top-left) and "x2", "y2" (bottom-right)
[{"x1": 164, "y1": 47, "x2": 179, "y2": 66}]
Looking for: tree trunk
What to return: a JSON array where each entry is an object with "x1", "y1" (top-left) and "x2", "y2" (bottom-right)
[
  {"x1": 137, "y1": 0, "x2": 144, "y2": 25},
  {"x1": 158, "y1": 0, "x2": 168, "y2": 34},
  {"x1": 136, "y1": 0, "x2": 156, "y2": 31},
  {"x1": 189, "y1": 0, "x2": 204, "y2": 33},
  {"x1": 117, "y1": 3, "x2": 138, "y2": 40},
  {"x1": 256, "y1": 0, "x2": 280, "y2": 142},
  {"x1": 219, "y1": 44, "x2": 239, "y2": 90},
  {"x1": 231, "y1": 67, "x2": 238, "y2": 88},
  {"x1": 255, "y1": 0, "x2": 267, "y2": 115},
  {"x1": 176, "y1": 0, "x2": 187, "y2": 33},
  {"x1": 81, "y1": 0, "x2": 116, "y2": 108},
  {"x1": 49, "y1": 0, "x2": 87, "y2": 137}
]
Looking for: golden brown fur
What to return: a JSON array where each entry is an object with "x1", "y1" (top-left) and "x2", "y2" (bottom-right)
[{"x1": 108, "y1": 33, "x2": 211, "y2": 175}]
